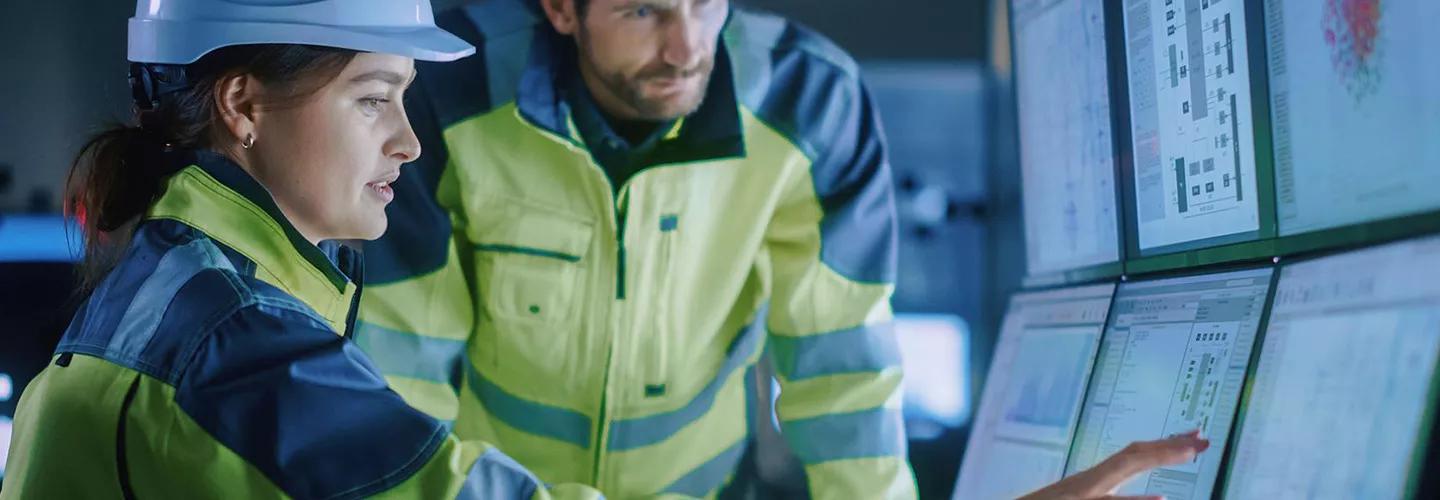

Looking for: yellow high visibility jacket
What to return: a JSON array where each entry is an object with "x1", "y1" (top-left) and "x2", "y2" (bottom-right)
[
  {"x1": 358, "y1": 2, "x2": 916, "y2": 498},
  {"x1": 1, "y1": 152, "x2": 602, "y2": 499}
]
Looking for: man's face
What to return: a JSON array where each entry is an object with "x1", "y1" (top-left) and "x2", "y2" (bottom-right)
[{"x1": 573, "y1": 0, "x2": 729, "y2": 121}]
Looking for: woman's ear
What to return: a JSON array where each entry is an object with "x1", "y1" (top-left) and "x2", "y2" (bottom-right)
[
  {"x1": 538, "y1": 0, "x2": 580, "y2": 36},
  {"x1": 213, "y1": 72, "x2": 261, "y2": 152}
]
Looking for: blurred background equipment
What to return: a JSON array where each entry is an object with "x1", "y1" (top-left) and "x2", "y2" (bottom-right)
[{"x1": 0, "y1": 214, "x2": 82, "y2": 486}]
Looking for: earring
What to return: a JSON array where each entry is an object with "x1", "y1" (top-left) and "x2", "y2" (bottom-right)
[{"x1": 241, "y1": 133, "x2": 255, "y2": 149}]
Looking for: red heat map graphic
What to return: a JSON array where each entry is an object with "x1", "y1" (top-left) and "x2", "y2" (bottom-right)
[{"x1": 1324, "y1": 0, "x2": 1383, "y2": 100}]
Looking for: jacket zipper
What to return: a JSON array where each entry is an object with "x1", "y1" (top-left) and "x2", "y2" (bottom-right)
[
  {"x1": 515, "y1": 113, "x2": 628, "y2": 488},
  {"x1": 340, "y1": 245, "x2": 365, "y2": 339}
]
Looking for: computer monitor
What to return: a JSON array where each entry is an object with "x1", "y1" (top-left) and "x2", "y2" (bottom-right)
[
  {"x1": 1266, "y1": 0, "x2": 1440, "y2": 237},
  {"x1": 1222, "y1": 236, "x2": 1440, "y2": 499},
  {"x1": 1064, "y1": 267, "x2": 1273, "y2": 499},
  {"x1": 953, "y1": 283, "x2": 1115, "y2": 500},
  {"x1": 1121, "y1": 0, "x2": 1265, "y2": 255},
  {"x1": 1013, "y1": 0, "x2": 1123, "y2": 276}
]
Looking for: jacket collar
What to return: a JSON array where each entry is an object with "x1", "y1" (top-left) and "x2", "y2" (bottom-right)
[
  {"x1": 146, "y1": 150, "x2": 361, "y2": 333},
  {"x1": 514, "y1": 14, "x2": 747, "y2": 165}
]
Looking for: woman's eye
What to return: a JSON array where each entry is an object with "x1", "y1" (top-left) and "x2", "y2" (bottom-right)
[
  {"x1": 628, "y1": 6, "x2": 653, "y2": 18},
  {"x1": 361, "y1": 97, "x2": 390, "y2": 114}
]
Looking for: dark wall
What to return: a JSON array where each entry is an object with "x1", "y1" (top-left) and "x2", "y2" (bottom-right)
[{"x1": 0, "y1": 1, "x2": 133, "y2": 212}]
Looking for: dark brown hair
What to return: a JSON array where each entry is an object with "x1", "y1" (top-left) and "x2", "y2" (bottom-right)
[{"x1": 67, "y1": 44, "x2": 357, "y2": 292}]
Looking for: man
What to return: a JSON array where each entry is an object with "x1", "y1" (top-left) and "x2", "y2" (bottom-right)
[
  {"x1": 360, "y1": 0, "x2": 909, "y2": 496},
  {"x1": 355, "y1": 0, "x2": 1208, "y2": 498}
]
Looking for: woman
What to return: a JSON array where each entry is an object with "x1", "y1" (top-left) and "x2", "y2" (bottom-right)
[{"x1": 0, "y1": 1, "x2": 600, "y2": 498}]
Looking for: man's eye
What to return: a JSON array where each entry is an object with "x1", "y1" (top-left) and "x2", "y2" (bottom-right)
[{"x1": 629, "y1": 6, "x2": 653, "y2": 18}]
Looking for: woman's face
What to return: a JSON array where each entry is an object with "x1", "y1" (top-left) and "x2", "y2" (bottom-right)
[{"x1": 246, "y1": 53, "x2": 421, "y2": 243}]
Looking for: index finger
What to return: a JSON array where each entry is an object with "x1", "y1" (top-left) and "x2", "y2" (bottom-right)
[{"x1": 1086, "y1": 431, "x2": 1210, "y2": 493}]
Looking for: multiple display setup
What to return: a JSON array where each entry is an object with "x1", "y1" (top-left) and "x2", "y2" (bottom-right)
[{"x1": 961, "y1": 0, "x2": 1440, "y2": 498}]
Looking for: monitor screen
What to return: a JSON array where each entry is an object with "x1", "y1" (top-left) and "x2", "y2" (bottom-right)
[
  {"x1": 1013, "y1": 0, "x2": 1123, "y2": 275},
  {"x1": 1223, "y1": 236, "x2": 1440, "y2": 499},
  {"x1": 1122, "y1": 0, "x2": 1264, "y2": 254},
  {"x1": 1266, "y1": 0, "x2": 1440, "y2": 236},
  {"x1": 953, "y1": 283, "x2": 1115, "y2": 500},
  {"x1": 1065, "y1": 267, "x2": 1272, "y2": 499}
]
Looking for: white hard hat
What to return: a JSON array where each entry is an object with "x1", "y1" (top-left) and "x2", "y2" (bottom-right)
[{"x1": 128, "y1": 0, "x2": 475, "y2": 64}]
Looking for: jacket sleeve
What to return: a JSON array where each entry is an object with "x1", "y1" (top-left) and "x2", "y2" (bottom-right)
[
  {"x1": 761, "y1": 77, "x2": 918, "y2": 499},
  {"x1": 171, "y1": 303, "x2": 601, "y2": 500},
  {"x1": 354, "y1": 68, "x2": 476, "y2": 424}
]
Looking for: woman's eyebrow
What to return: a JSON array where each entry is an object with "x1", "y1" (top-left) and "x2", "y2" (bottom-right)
[{"x1": 349, "y1": 70, "x2": 408, "y2": 86}]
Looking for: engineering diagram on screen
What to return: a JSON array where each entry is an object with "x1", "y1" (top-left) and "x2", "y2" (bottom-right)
[
  {"x1": 1163, "y1": 0, "x2": 1245, "y2": 215},
  {"x1": 1127, "y1": 0, "x2": 1260, "y2": 250}
]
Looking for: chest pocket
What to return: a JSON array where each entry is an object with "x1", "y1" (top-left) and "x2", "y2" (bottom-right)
[{"x1": 472, "y1": 207, "x2": 594, "y2": 327}]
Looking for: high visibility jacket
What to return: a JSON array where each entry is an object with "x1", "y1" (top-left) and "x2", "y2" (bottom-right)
[
  {"x1": 1, "y1": 152, "x2": 600, "y2": 500},
  {"x1": 358, "y1": 2, "x2": 916, "y2": 498}
]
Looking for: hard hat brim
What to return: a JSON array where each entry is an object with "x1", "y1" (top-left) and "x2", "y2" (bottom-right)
[{"x1": 129, "y1": 18, "x2": 476, "y2": 65}]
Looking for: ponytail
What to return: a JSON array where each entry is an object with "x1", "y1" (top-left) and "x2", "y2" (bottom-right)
[{"x1": 65, "y1": 124, "x2": 176, "y2": 291}]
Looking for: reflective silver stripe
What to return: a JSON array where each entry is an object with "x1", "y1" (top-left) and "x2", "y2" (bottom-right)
[
  {"x1": 466, "y1": 364, "x2": 593, "y2": 448},
  {"x1": 660, "y1": 439, "x2": 747, "y2": 497},
  {"x1": 108, "y1": 239, "x2": 232, "y2": 363},
  {"x1": 354, "y1": 322, "x2": 466, "y2": 388},
  {"x1": 457, "y1": 448, "x2": 544, "y2": 499},
  {"x1": 769, "y1": 322, "x2": 901, "y2": 381},
  {"x1": 607, "y1": 322, "x2": 764, "y2": 451},
  {"x1": 782, "y1": 408, "x2": 905, "y2": 464}
]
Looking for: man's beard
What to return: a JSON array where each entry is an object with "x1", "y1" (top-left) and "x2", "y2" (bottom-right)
[{"x1": 582, "y1": 47, "x2": 714, "y2": 121}]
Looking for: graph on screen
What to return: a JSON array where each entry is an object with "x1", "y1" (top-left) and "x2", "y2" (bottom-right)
[
  {"x1": 953, "y1": 284, "x2": 1114, "y2": 500},
  {"x1": 1123, "y1": 0, "x2": 1262, "y2": 253},
  {"x1": 1066, "y1": 268, "x2": 1271, "y2": 500},
  {"x1": 1224, "y1": 236, "x2": 1440, "y2": 499},
  {"x1": 1266, "y1": 0, "x2": 1440, "y2": 236},
  {"x1": 1014, "y1": 0, "x2": 1122, "y2": 275},
  {"x1": 1003, "y1": 328, "x2": 1096, "y2": 436}
]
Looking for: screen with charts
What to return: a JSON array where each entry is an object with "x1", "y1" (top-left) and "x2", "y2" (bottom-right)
[
  {"x1": 1223, "y1": 236, "x2": 1440, "y2": 499},
  {"x1": 953, "y1": 283, "x2": 1115, "y2": 500},
  {"x1": 1065, "y1": 268, "x2": 1272, "y2": 500},
  {"x1": 1123, "y1": 0, "x2": 1263, "y2": 254},
  {"x1": 1266, "y1": 0, "x2": 1440, "y2": 236},
  {"x1": 1013, "y1": 0, "x2": 1123, "y2": 275}
]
